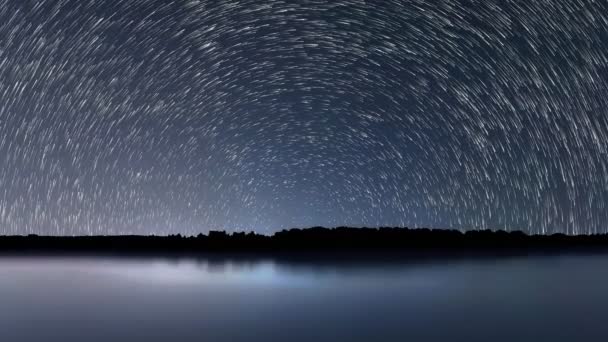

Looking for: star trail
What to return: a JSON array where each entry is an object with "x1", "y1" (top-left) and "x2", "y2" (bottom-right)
[{"x1": 1, "y1": 0, "x2": 607, "y2": 235}]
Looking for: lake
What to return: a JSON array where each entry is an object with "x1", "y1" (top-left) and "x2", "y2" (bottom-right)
[{"x1": 1, "y1": 254, "x2": 607, "y2": 341}]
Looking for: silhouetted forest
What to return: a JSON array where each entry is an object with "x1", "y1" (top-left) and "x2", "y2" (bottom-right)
[{"x1": 2, "y1": 227, "x2": 608, "y2": 259}]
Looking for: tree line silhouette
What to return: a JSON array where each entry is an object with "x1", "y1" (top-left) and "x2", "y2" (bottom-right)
[{"x1": 1, "y1": 227, "x2": 608, "y2": 257}]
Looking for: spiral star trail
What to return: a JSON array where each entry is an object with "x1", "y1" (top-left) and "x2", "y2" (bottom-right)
[{"x1": 1, "y1": 0, "x2": 607, "y2": 235}]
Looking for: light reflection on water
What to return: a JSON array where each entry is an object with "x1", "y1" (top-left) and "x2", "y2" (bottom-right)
[{"x1": 1, "y1": 254, "x2": 608, "y2": 341}]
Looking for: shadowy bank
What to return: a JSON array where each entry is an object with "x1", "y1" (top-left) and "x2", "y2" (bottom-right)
[{"x1": 2, "y1": 227, "x2": 608, "y2": 260}]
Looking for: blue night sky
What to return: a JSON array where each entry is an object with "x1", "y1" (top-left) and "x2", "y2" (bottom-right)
[{"x1": 1, "y1": 0, "x2": 607, "y2": 235}]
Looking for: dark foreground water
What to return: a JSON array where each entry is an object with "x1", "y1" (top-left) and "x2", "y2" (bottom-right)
[{"x1": 2, "y1": 254, "x2": 608, "y2": 342}]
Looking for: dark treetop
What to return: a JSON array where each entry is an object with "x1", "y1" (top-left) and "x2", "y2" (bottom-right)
[{"x1": 3, "y1": 227, "x2": 608, "y2": 260}]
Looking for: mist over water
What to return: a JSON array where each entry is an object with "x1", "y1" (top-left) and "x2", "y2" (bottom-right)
[{"x1": 2, "y1": 255, "x2": 607, "y2": 342}]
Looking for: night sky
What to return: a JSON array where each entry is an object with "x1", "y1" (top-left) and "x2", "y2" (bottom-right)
[{"x1": 1, "y1": 0, "x2": 607, "y2": 235}]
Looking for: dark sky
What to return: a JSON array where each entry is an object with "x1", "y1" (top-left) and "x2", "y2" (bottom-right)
[{"x1": 1, "y1": 0, "x2": 607, "y2": 235}]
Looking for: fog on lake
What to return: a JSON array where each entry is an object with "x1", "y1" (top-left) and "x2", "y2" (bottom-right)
[{"x1": 2, "y1": 254, "x2": 607, "y2": 342}]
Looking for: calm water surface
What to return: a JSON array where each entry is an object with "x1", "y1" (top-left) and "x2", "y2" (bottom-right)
[{"x1": 2, "y1": 254, "x2": 608, "y2": 341}]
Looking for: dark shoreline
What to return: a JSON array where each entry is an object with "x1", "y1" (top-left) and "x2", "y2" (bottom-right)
[{"x1": 2, "y1": 227, "x2": 608, "y2": 261}]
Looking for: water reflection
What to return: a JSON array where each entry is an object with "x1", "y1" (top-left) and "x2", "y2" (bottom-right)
[{"x1": 1, "y1": 254, "x2": 608, "y2": 341}]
